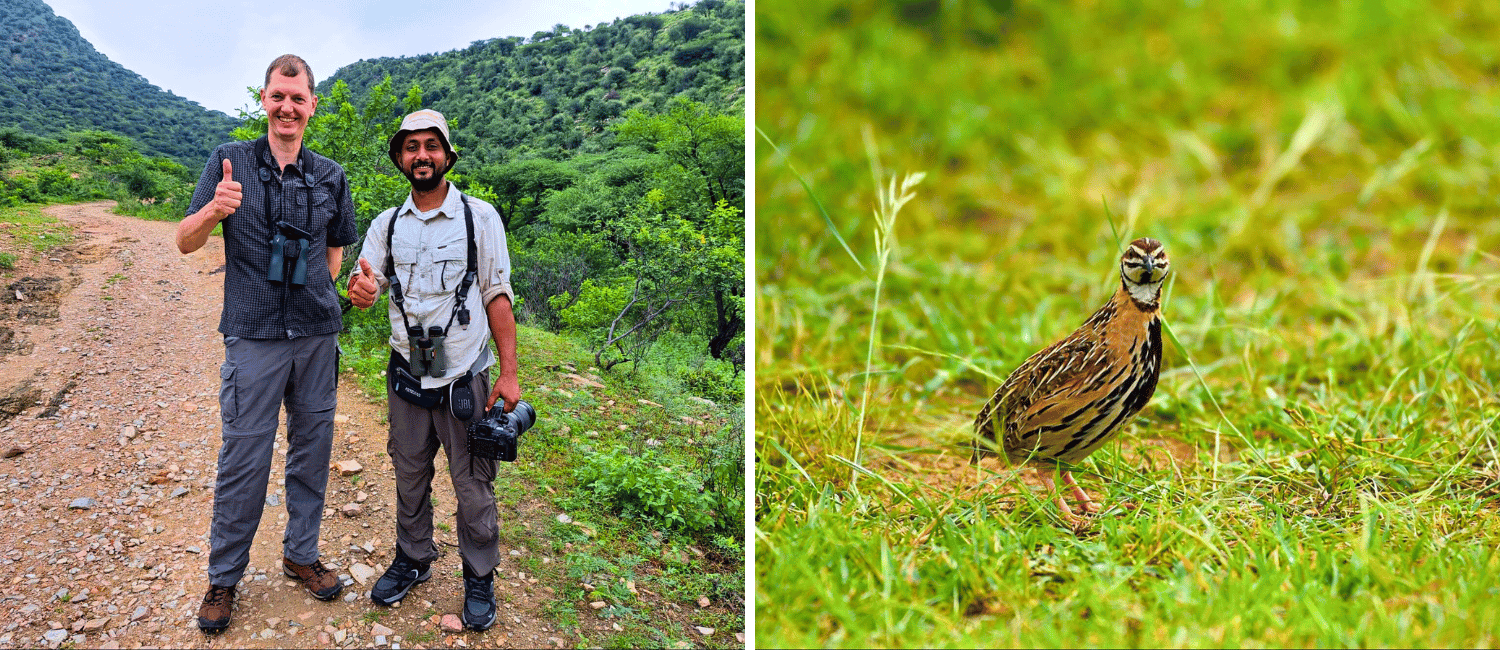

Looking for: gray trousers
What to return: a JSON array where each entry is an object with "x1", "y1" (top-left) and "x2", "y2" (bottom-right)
[
  {"x1": 209, "y1": 334, "x2": 338, "y2": 587},
  {"x1": 386, "y1": 370, "x2": 500, "y2": 576}
]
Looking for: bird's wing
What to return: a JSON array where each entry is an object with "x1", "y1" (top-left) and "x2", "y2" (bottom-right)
[
  {"x1": 975, "y1": 335, "x2": 1092, "y2": 440},
  {"x1": 996, "y1": 333, "x2": 1114, "y2": 453}
]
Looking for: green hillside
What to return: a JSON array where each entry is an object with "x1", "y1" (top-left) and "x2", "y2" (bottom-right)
[
  {"x1": 318, "y1": 0, "x2": 744, "y2": 166},
  {"x1": 0, "y1": 0, "x2": 238, "y2": 166}
]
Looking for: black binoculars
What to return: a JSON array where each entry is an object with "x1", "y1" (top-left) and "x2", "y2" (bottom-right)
[
  {"x1": 268, "y1": 221, "x2": 312, "y2": 288},
  {"x1": 407, "y1": 325, "x2": 446, "y2": 378}
]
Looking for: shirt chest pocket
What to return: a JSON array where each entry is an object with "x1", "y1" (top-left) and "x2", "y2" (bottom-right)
[
  {"x1": 293, "y1": 188, "x2": 334, "y2": 233},
  {"x1": 394, "y1": 247, "x2": 467, "y2": 296}
]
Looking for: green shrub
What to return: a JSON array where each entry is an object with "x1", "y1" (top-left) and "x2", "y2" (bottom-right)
[
  {"x1": 574, "y1": 447, "x2": 719, "y2": 532},
  {"x1": 0, "y1": 175, "x2": 41, "y2": 207},
  {"x1": 678, "y1": 359, "x2": 743, "y2": 403},
  {"x1": 339, "y1": 293, "x2": 395, "y2": 397},
  {"x1": 35, "y1": 166, "x2": 79, "y2": 200},
  {"x1": 699, "y1": 418, "x2": 744, "y2": 536},
  {"x1": 512, "y1": 229, "x2": 616, "y2": 330}
]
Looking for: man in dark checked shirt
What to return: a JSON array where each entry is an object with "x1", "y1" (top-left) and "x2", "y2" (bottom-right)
[{"x1": 175, "y1": 54, "x2": 358, "y2": 634}]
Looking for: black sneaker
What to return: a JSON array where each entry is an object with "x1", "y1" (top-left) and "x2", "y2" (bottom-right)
[
  {"x1": 461, "y1": 563, "x2": 496, "y2": 631},
  {"x1": 370, "y1": 547, "x2": 431, "y2": 606}
]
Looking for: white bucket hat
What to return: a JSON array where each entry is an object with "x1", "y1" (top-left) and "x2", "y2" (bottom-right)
[{"x1": 387, "y1": 109, "x2": 458, "y2": 168}]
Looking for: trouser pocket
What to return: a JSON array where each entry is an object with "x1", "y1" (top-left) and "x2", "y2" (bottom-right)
[{"x1": 219, "y1": 363, "x2": 238, "y2": 424}]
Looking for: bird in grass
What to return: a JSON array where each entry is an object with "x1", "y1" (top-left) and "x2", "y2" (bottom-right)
[{"x1": 972, "y1": 237, "x2": 1170, "y2": 523}]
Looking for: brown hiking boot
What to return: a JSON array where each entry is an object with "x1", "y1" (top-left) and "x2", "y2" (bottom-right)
[
  {"x1": 283, "y1": 557, "x2": 344, "y2": 601},
  {"x1": 196, "y1": 584, "x2": 235, "y2": 633}
]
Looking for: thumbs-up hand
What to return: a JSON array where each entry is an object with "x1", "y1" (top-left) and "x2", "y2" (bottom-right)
[
  {"x1": 348, "y1": 257, "x2": 379, "y2": 309},
  {"x1": 212, "y1": 158, "x2": 242, "y2": 221}
]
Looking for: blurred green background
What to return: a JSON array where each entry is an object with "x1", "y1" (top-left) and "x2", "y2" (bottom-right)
[{"x1": 754, "y1": 0, "x2": 1500, "y2": 647}]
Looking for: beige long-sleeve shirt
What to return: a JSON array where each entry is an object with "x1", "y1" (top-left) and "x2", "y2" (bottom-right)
[{"x1": 355, "y1": 181, "x2": 515, "y2": 390}]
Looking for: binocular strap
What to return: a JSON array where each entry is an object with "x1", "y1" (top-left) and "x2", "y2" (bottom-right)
[{"x1": 383, "y1": 192, "x2": 479, "y2": 346}]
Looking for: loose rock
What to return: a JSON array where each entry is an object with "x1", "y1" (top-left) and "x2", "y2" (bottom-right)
[{"x1": 349, "y1": 562, "x2": 376, "y2": 585}]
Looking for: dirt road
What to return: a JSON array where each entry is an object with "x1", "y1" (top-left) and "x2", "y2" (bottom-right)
[{"x1": 0, "y1": 202, "x2": 569, "y2": 649}]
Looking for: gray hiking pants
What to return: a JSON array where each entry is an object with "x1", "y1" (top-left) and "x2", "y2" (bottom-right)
[
  {"x1": 208, "y1": 334, "x2": 338, "y2": 587},
  {"x1": 386, "y1": 370, "x2": 500, "y2": 576}
]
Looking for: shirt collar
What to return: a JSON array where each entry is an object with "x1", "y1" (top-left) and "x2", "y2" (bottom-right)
[
  {"x1": 255, "y1": 137, "x2": 313, "y2": 181},
  {"x1": 397, "y1": 181, "x2": 460, "y2": 222}
]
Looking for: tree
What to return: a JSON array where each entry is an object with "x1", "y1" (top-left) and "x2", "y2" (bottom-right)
[
  {"x1": 612, "y1": 99, "x2": 746, "y2": 361},
  {"x1": 614, "y1": 97, "x2": 744, "y2": 213},
  {"x1": 558, "y1": 196, "x2": 741, "y2": 371},
  {"x1": 477, "y1": 158, "x2": 579, "y2": 229},
  {"x1": 539, "y1": 151, "x2": 656, "y2": 232}
]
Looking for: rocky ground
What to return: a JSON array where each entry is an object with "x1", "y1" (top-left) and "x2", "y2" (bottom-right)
[{"x1": 0, "y1": 202, "x2": 599, "y2": 649}]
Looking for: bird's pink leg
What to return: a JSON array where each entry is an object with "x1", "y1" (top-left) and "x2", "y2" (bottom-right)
[
  {"x1": 1063, "y1": 471, "x2": 1101, "y2": 514},
  {"x1": 1040, "y1": 474, "x2": 1086, "y2": 527}
]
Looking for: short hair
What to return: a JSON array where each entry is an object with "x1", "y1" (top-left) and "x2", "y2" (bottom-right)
[{"x1": 263, "y1": 54, "x2": 315, "y2": 95}]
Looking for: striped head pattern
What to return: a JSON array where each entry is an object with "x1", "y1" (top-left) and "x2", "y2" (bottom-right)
[{"x1": 1120, "y1": 237, "x2": 1169, "y2": 307}]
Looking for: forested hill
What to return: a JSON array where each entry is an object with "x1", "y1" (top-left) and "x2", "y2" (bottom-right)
[
  {"x1": 0, "y1": 0, "x2": 238, "y2": 166},
  {"x1": 318, "y1": 0, "x2": 744, "y2": 166}
]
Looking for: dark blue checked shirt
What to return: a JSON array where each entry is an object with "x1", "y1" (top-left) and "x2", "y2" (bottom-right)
[{"x1": 187, "y1": 137, "x2": 359, "y2": 339}]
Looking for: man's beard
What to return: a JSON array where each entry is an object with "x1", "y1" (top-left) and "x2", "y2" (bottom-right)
[{"x1": 404, "y1": 162, "x2": 446, "y2": 192}]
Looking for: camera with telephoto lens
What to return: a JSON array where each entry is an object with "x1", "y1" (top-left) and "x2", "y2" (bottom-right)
[{"x1": 467, "y1": 400, "x2": 536, "y2": 463}]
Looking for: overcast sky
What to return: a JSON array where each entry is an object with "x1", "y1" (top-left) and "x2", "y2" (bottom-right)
[{"x1": 43, "y1": 0, "x2": 683, "y2": 116}]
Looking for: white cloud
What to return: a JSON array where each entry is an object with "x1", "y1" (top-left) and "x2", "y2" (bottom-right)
[{"x1": 42, "y1": 0, "x2": 682, "y2": 115}]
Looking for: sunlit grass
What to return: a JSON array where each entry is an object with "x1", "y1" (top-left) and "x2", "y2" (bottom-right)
[{"x1": 754, "y1": 0, "x2": 1500, "y2": 646}]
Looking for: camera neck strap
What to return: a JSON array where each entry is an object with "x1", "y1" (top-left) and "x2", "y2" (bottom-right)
[{"x1": 383, "y1": 191, "x2": 479, "y2": 339}]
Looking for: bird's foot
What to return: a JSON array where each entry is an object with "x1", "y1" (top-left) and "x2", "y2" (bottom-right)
[
  {"x1": 1044, "y1": 474, "x2": 1096, "y2": 529},
  {"x1": 1062, "y1": 472, "x2": 1102, "y2": 514}
]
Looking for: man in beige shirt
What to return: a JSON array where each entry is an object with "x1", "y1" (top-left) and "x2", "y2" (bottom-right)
[{"x1": 347, "y1": 109, "x2": 519, "y2": 631}]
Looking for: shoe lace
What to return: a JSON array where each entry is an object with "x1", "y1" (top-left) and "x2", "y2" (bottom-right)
[
  {"x1": 307, "y1": 560, "x2": 333, "y2": 580},
  {"x1": 386, "y1": 554, "x2": 422, "y2": 578},
  {"x1": 203, "y1": 586, "x2": 232, "y2": 607},
  {"x1": 464, "y1": 571, "x2": 492, "y2": 602}
]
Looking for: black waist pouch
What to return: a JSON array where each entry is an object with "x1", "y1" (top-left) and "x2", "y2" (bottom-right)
[
  {"x1": 389, "y1": 349, "x2": 474, "y2": 419},
  {"x1": 389, "y1": 350, "x2": 444, "y2": 410}
]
